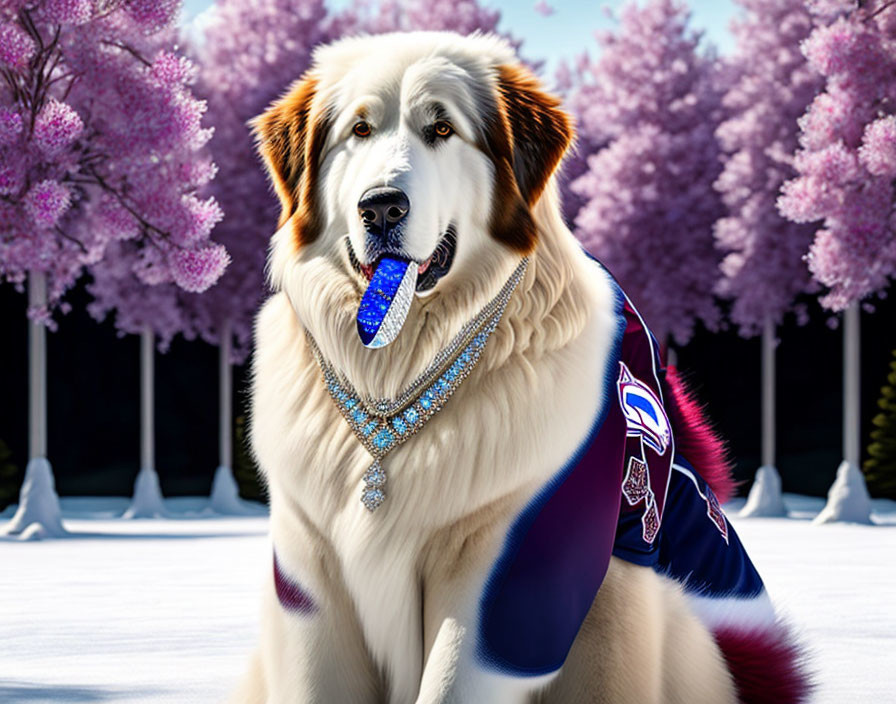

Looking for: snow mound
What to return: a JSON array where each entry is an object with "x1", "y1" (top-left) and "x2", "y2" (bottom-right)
[
  {"x1": 209, "y1": 465, "x2": 261, "y2": 515},
  {"x1": 123, "y1": 468, "x2": 167, "y2": 519},
  {"x1": 813, "y1": 461, "x2": 872, "y2": 525},
  {"x1": 740, "y1": 465, "x2": 787, "y2": 518},
  {"x1": 1, "y1": 458, "x2": 66, "y2": 538}
]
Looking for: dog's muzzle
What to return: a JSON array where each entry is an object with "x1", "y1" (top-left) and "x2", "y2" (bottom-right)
[
  {"x1": 354, "y1": 187, "x2": 416, "y2": 349},
  {"x1": 351, "y1": 186, "x2": 458, "y2": 348}
]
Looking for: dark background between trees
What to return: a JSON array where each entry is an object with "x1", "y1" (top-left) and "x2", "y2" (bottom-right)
[{"x1": 1, "y1": 278, "x2": 894, "y2": 509}]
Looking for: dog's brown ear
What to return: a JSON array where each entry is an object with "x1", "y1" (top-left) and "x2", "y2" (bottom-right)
[
  {"x1": 496, "y1": 64, "x2": 574, "y2": 206},
  {"x1": 483, "y1": 64, "x2": 575, "y2": 253},
  {"x1": 251, "y1": 73, "x2": 330, "y2": 245}
]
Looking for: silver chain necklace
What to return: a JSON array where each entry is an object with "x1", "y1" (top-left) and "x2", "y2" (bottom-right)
[{"x1": 307, "y1": 258, "x2": 528, "y2": 511}]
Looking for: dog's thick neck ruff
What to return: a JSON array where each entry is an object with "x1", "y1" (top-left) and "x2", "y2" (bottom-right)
[{"x1": 307, "y1": 257, "x2": 529, "y2": 511}]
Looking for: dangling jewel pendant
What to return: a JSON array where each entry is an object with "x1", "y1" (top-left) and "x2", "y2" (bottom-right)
[
  {"x1": 307, "y1": 258, "x2": 529, "y2": 514},
  {"x1": 361, "y1": 460, "x2": 387, "y2": 511}
]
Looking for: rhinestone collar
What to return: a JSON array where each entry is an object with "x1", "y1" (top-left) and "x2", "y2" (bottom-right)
[{"x1": 306, "y1": 257, "x2": 528, "y2": 511}]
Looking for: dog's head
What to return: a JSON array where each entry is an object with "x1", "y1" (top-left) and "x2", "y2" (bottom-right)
[{"x1": 253, "y1": 32, "x2": 573, "y2": 382}]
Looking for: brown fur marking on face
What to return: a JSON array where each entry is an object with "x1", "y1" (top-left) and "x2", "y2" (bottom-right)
[
  {"x1": 479, "y1": 64, "x2": 575, "y2": 254},
  {"x1": 251, "y1": 74, "x2": 332, "y2": 249},
  {"x1": 497, "y1": 64, "x2": 575, "y2": 206}
]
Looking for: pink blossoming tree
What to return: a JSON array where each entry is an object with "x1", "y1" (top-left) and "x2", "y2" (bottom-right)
[
  {"x1": 568, "y1": 0, "x2": 724, "y2": 349},
  {"x1": 714, "y1": 0, "x2": 823, "y2": 517},
  {"x1": 555, "y1": 53, "x2": 610, "y2": 226},
  {"x1": 0, "y1": 1, "x2": 225, "y2": 537},
  {"x1": 778, "y1": 0, "x2": 896, "y2": 524},
  {"x1": 183, "y1": 0, "x2": 331, "y2": 513},
  {"x1": 779, "y1": 0, "x2": 896, "y2": 309}
]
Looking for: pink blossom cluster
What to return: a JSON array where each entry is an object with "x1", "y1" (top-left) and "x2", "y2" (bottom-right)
[
  {"x1": 40, "y1": 0, "x2": 92, "y2": 26},
  {"x1": 859, "y1": 116, "x2": 896, "y2": 176},
  {"x1": 0, "y1": 20, "x2": 35, "y2": 69},
  {"x1": 554, "y1": 53, "x2": 610, "y2": 225},
  {"x1": 333, "y1": 0, "x2": 501, "y2": 36},
  {"x1": 778, "y1": 0, "x2": 896, "y2": 310},
  {"x1": 88, "y1": 242, "x2": 194, "y2": 351},
  {"x1": 173, "y1": 0, "x2": 332, "y2": 361},
  {"x1": 713, "y1": 0, "x2": 823, "y2": 335},
  {"x1": 23, "y1": 179, "x2": 71, "y2": 227},
  {"x1": 32, "y1": 99, "x2": 84, "y2": 156},
  {"x1": 0, "y1": 0, "x2": 226, "y2": 320},
  {"x1": 0, "y1": 106, "x2": 23, "y2": 145},
  {"x1": 122, "y1": 0, "x2": 180, "y2": 33},
  {"x1": 564, "y1": 0, "x2": 723, "y2": 345}
]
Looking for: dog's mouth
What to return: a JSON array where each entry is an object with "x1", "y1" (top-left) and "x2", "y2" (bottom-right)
[
  {"x1": 346, "y1": 226, "x2": 458, "y2": 349},
  {"x1": 346, "y1": 224, "x2": 457, "y2": 294}
]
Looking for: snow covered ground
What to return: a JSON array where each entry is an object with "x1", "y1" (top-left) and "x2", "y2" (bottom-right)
[{"x1": 1, "y1": 494, "x2": 894, "y2": 703}]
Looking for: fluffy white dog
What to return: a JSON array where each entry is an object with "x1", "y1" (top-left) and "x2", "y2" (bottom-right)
[{"x1": 236, "y1": 31, "x2": 808, "y2": 704}]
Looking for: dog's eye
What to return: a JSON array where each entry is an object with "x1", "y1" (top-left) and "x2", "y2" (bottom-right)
[
  {"x1": 434, "y1": 121, "x2": 454, "y2": 138},
  {"x1": 352, "y1": 121, "x2": 371, "y2": 138}
]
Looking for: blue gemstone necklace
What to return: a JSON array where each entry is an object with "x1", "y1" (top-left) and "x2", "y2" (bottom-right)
[{"x1": 306, "y1": 258, "x2": 529, "y2": 511}]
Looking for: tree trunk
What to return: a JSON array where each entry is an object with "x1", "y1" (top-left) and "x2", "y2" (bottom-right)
[
  {"x1": 210, "y1": 321, "x2": 245, "y2": 514},
  {"x1": 815, "y1": 303, "x2": 872, "y2": 524},
  {"x1": 740, "y1": 318, "x2": 786, "y2": 517},
  {"x1": 123, "y1": 325, "x2": 166, "y2": 518},
  {"x1": 1, "y1": 271, "x2": 66, "y2": 538}
]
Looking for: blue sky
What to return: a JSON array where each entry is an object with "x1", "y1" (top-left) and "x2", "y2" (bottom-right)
[{"x1": 183, "y1": 0, "x2": 738, "y2": 71}]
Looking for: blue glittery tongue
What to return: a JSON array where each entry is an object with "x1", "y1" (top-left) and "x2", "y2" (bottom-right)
[{"x1": 356, "y1": 257, "x2": 418, "y2": 349}]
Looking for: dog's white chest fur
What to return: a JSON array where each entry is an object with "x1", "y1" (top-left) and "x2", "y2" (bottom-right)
[{"x1": 250, "y1": 254, "x2": 616, "y2": 700}]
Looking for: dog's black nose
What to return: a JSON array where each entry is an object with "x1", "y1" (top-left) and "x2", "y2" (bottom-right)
[{"x1": 358, "y1": 187, "x2": 409, "y2": 236}]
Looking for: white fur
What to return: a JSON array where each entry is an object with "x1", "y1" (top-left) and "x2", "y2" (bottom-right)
[
  {"x1": 687, "y1": 590, "x2": 777, "y2": 632},
  {"x1": 238, "y1": 32, "x2": 738, "y2": 704}
]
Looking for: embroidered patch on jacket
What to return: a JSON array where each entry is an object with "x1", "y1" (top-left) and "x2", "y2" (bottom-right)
[
  {"x1": 622, "y1": 457, "x2": 650, "y2": 505},
  {"x1": 617, "y1": 362, "x2": 672, "y2": 455},
  {"x1": 642, "y1": 496, "x2": 660, "y2": 543},
  {"x1": 618, "y1": 362, "x2": 672, "y2": 544},
  {"x1": 622, "y1": 456, "x2": 660, "y2": 544},
  {"x1": 705, "y1": 489, "x2": 729, "y2": 544}
]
